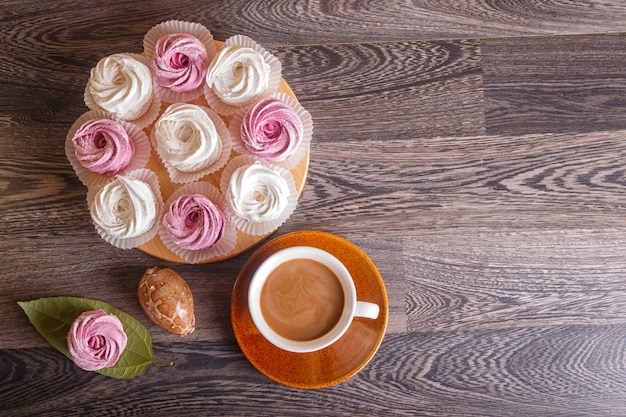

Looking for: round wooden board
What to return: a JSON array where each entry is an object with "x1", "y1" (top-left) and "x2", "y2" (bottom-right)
[{"x1": 137, "y1": 41, "x2": 310, "y2": 263}]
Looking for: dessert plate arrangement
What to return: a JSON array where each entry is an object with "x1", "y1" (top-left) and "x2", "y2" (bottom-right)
[
  {"x1": 66, "y1": 20, "x2": 312, "y2": 263},
  {"x1": 231, "y1": 231, "x2": 389, "y2": 389}
]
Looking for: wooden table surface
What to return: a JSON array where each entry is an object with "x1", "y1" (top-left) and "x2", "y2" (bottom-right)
[{"x1": 2, "y1": 1, "x2": 626, "y2": 416}]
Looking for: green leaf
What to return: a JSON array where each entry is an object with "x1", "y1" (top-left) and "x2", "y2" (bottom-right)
[{"x1": 18, "y1": 296, "x2": 172, "y2": 379}]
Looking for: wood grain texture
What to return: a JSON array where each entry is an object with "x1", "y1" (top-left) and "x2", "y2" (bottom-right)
[
  {"x1": 483, "y1": 33, "x2": 626, "y2": 135},
  {"x1": 291, "y1": 129, "x2": 626, "y2": 235},
  {"x1": 3, "y1": 326, "x2": 625, "y2": 416},
  {"x1": 6, "y1": 0, "x2": 623, "y2": 46},
  {"x1": 2, "y1": 0, "x2": 626, "y2": 416},
  {"x1": 273, "y1": 40, "x2": 485, "y2": 140},
  {"x1": 404, "y1": 230, "x2": 626, "y2": 332}
]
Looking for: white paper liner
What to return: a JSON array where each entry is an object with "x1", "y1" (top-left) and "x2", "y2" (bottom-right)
[
  {"x1": 229, "y1": 92, "x2": 313, "y2": 169},
  {"x1": 150, "y1": 104, "x2": 233, "y2": 184},
  {"x1": 65, "y1": 110, "x2": 152, "y2": 189},
  {"x1": 143, "y1": 20, "x2": 217, "y2": 103},
  {"x1": 203, "y1": 34, "x2": 282, "y2": 116},
  {"x1": 219, "y1": 155, "x2": 298, "y2": 236},
  {"x1": 86, "y1": 168, "x2": 164, "y2": 249},
  {"x1": 83, "y1": 53, "x2": 162, "y2": 129},
  {"x1": 158, "y1": 181, "x2": 237, "y2": 263}
]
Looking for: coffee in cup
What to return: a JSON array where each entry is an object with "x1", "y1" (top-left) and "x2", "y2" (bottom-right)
[{"x1": 248, "y1": 246, "x2": 380, "y2": 353}]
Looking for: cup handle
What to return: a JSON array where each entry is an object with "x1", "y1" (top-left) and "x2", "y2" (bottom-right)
[{"x1": 355, "y1": 301, "x2": 380, "y2": 319}]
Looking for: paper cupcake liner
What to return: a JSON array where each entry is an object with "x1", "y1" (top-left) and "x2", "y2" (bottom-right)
[
  {"x1": 143, "y1": 20, "x2": 217, "y2": 103},
  {"x1": 86, "y1": 168, "x2": 164, "y2": 249},
  {"x1": 84, "y1": 53, "x2": 162, "y2": 129},
  {"x1": 159, "y1": 181, "x2": 237, "y2": 263},
  {"x1": 150, "y1": 105, "x2": 233, "y2": 184},
  {"x1": 219, "y1": 155, "x2": 298, "y2": 236},
  {"x1": 203, "y1": 34, "x2": 282, "y2": 116},
  {"x1": 229, "y1": 92, "x2": 313, "y2": 170},
  {"x1": 65, "y1": 109, "x2": 152, "y2": 189}
]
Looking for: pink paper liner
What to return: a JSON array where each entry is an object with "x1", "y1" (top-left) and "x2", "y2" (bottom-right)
[
  {"x1": 158, "y1": 181, "x2": 237, "y2": 263},
  {"x1": 150, "y1": 104, "x2": 233, "y2": 184},
  {"x1": 229, "y1": 92, "x2": 313, "y2": 169},
  {"x1": 86, "y1": 168, "x2": 164, "y2": 249},
  {"x1": 219, "y1": 155, "x2": 298, "y2": 236},
  {"x1": 65, "y1": 109, "x2": 152, "y2": 189},
  {"x1": 143, "y1": 20, "x2": 217, "y2": 103},
  {"x1": 203, "y1": 34, "x2": 282, "y2": 116},
  {"x1": 83, "y1": 53, "x2": 162, "y2": 129}
]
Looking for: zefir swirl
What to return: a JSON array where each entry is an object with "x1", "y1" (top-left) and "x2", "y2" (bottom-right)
[
  {"x1": 72, "y1": 118, "x2": 135, "y2": 176},
  {"x1": 226, "y1": 161, "x2": 290, "y2": 223},
  {"x1": 162, "y1": 193, "x2": 226, "y2": 250},
  {"x1": 152, "y1": 33, "x2": 209, "y2": 93},
  {"x1": 85, "y1": 53, "x2": 154, "y2": 121},
  {"x1": 240, "y1": 97, "x2": 303, "y2": 161},
  {"x1": 67, "y1": 309, "x2": 127, "y2": 372},
  {"x1": 90, "y1": 175, "x2": 157, "y2": 240},
  {"x1": 205, "y1": 45, "x2": 270, "y2": 106},
  {"x1": 153, "y1": 103, "x2": 224, "y2": 173}
]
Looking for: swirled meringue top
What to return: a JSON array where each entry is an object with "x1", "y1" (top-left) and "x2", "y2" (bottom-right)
[
  {"x1": 152, "y1": 33, "x2": 209, "y2": 93},
  {"x1": 72, "y1": 118, "x2": 135, "y2": 176},
  {"x1": 91, "y1": 175, "x2": 157, "y2": 239},
  {"x1": 153, "y1": 103, "x2": 223, "y2": 173},
  {"x1": 163, "y1": 193, "x2": 226, "y2": 250},
  {"x1": 226, "y1": 161, "x2": 290, "y2": 222},
  {"x1": 241, "y1": 98, "x2": 303, "y2": 161},
  {"x1": 86, "y1": 53, "x2": 154, "y2": 120},
  {"x1": 205, "y1": 45, "x2": 270, "y2": 106},
  {"x1": 67, "y1": 309, "x2": 127, "y2": 372}
]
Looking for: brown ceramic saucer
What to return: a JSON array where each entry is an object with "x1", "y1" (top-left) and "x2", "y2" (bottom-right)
[{"x1": 231, "y1": 230, "x2": 388, "y2": 389}]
